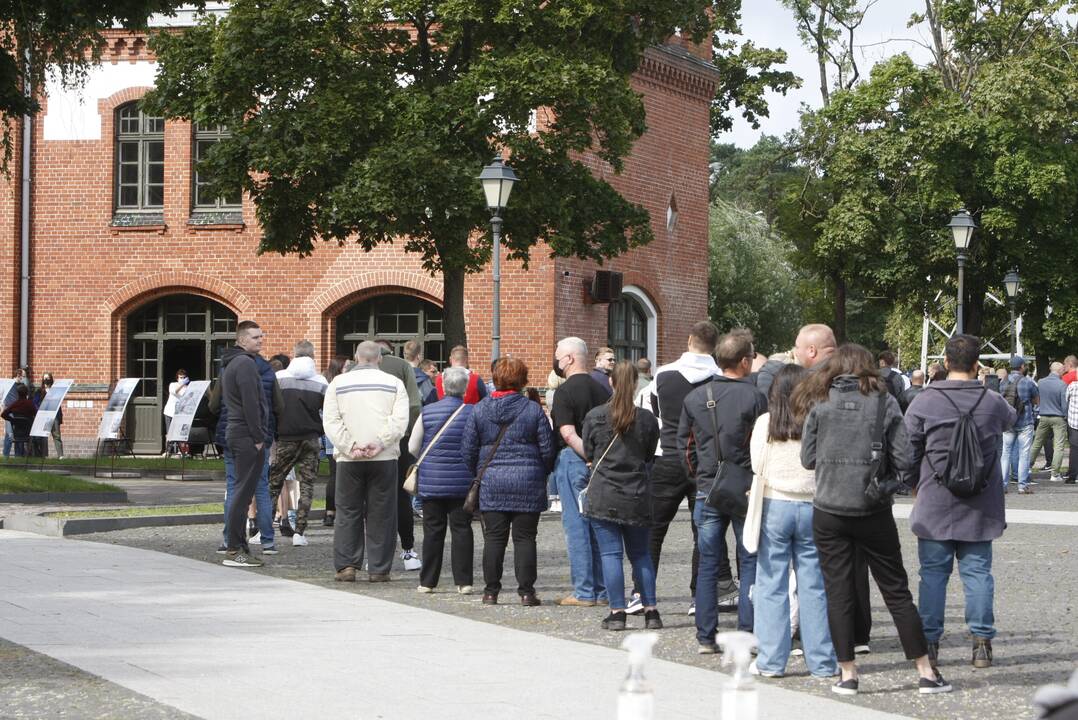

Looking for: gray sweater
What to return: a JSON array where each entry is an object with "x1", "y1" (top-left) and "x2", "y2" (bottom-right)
[
  {"x1": 801, "y1": 376, "x2": 911, "y2": 517},
  {"x1": 904, "y1": 380, "x2": 1016, "y2": 542}
]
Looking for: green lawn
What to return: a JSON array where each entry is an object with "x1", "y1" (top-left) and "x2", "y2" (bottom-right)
[
  {"x1": 0, "y1": 468, "x2": 122, "y2": 494},
  {"x1": 52, "y1": 498, "x2": 327, "y2": 519}
]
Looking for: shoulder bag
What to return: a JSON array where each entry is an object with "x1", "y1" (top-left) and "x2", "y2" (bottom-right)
[
  {"x1": 864, "y1": 391, "x2": 904, "y2": 504},
  {"x1": 578, "y1": 432, "x2": 620, "y2": 515},
  {"x1": 463, "y1": 423, "x2": 511, "y2": 514},
  {"x1": 702, "y1": 382, "x2": 755, "y2": 517},
  {"x1": 403, "y1": 405, "x2": 466, "y2": 496}
]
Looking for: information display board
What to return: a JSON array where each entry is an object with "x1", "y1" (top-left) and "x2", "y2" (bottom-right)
[
  {"x1": 97, "y1": 378, "x2": 141, "y2": 440},
  {"x1": 165, "y1": 380, "x2": 211, "y2": 443},
  {"x1": 30, "y1": 379, "x2": 74, "y2": 437}
]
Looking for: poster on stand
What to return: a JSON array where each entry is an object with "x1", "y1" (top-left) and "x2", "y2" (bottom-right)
[
  {"x1": 30, "y1": 379, "x2": 74, "y2": 437},
  {"x1": 0, "y1": 379, "x2": 15, "y2": 408},
  {"x1": 165, "y1": 380, "x2": 210, "y2": 443},
  {"x1": 97, "y1": 378, "x2": 141, "y2": 440}
]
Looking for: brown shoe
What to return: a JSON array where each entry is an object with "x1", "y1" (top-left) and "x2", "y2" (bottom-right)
[
  {"x1": 972, "y1": 639, "x2": 993, "y2": 668},
  {"x1": 368, "y1": 572, "x2": 391, "y2": 583},
  {"x1": 556, "y1": 595, "x2": 597, "y2": 607},
  {"x1": 482, "y1": 592, "x2": 499, "y2": 605},
  {"x1": 520, "y1": 593, "x2": 542, "y2": 607},
  {"x1": 335, "y1": 567, "x2": 356, "y2": 582}
]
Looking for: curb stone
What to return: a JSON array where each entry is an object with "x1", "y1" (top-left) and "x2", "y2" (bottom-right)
[
  {"x1": 0, "y1": 491, "x2": 129, "y2": 504},
  {"x1": 3, "y1": 509, "x2": 326, "y2": 537}
]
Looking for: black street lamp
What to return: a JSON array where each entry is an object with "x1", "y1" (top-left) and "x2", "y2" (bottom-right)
[
  {"x1": 948, "y1": 209, "x2": 976, "y2": 335},
  {"x1": 1004, "y1": 269, "x2": 1020, "y2": 357},
  {"x1": 477, "y1": 156, "x2": 518, "y2": 362}
]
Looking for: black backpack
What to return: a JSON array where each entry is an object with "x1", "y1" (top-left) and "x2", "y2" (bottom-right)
[
  {"x1": 1000, "y1": 377, "x2": 1025, "y2": 417},
  {"x1": 881, "y1": 367, "x2": 904, "y2": 399},
  {"x1": 925, "y1": 387, "x2": 989, "y2": 498}
]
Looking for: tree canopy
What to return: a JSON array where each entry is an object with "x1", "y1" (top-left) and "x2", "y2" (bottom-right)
[{"x1": 144, "y1": 0, "x2": 796, "y2": 347}]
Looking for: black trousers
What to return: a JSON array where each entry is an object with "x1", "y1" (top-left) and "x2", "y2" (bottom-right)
[
  {"x1": 326, "y1": 457, "x2": 337, "y2": 512},
  {"x1": 482, "y1": 510, "x2": 540, "y2": 596},
  {"x1": 396, "y1": 437, "x2": 415, "y2": 551},
  {"x1": 813, "y1": 507, "x2": 927, "y2": 663},
  {"x1": 645, "y1": 455, "x2": 703, "y2": 594},
  {"x1": 226, "y1": 434, "x2": 262, "y2": 552},
  {"x1": 420, "y1": 497, "x2": 474, "y2": 588},
  {"x1": 854, "y1": 546, "x2": 873, "y2": 646},
  {"x1": 333, "y1": 460, "x2": 398, "y2": 574},
  {"x1": 1068, "y1": 427, "x2": 1078, "y2": 483}
]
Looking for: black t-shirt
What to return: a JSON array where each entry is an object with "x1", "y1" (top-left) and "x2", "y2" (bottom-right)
[{"x1": 551, "y1": 373, "x2": 610, "y2": 450}]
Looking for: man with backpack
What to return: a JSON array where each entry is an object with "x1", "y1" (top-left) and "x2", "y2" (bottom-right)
[
  {"x1": 878, "y1": 351, "x2": 909, "y2": 400},
  {"x1": 904, "y1": 335, "x2": 1016, "y2": 670},
  {"x1": 1000, "y1": 356, "x2": 1039, "y2": 494}
]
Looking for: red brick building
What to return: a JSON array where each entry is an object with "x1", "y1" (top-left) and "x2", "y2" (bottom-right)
[{"x1": 1, "y1": 22, "x2": 716, "y2": 455}]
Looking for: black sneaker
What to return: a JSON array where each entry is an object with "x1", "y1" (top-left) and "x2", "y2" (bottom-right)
[
  {"x1": 972, "y1": 639, "x2": 992, "y2": 668},
  {"x1": 601, "y1": 611, "x2": 627, "y2": 631},
  {"x1": 278, "y1": 518, "x2": 295, "y2": 538},
  {"x1": 832, "y1": 678, "x2": 859, "y2": 696},
  {"x1": 246, "y1": 519, "x2": 257, "y2": 538},
  {"x1": 215, "y1": 543, "x2": 228, "y2": 555},
  {"x1": 223, "y1": 551, "x2": 263, "y2": 568},
  {"x1": 644, "y1": 609, "x2": 663, "y2": 630},
  {"x1": 919, "y1": 671, "x2": 953, "y2": 694},
  {"x1": 323, "y1": 513, "x2": 335, "y2": 527}
]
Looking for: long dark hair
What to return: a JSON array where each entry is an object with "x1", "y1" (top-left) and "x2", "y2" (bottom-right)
[
  {"x1": 767, "y1": 364, "x2": 808, "y2": 442},
  {"x1": 325, "y1": 356, "x2": 347, "y2": 383},
  {"x1": 792, "y1": 343, "x2": 884, "y2": 419},
  {"x1": 608, "y1": 360, "x2": 639, "y2": 435}
]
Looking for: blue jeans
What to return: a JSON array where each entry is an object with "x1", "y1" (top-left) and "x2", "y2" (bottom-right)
[
  {"x1": 3, "y1": 421, "x2": 11, "y2": 458},
  {"x1": 918, "y1": 539, "x2": 995, "y2": 642},
  {"x1": 554, "y1": 447, "x2": 606, "y2": 601},
  {"x1": 754, "y1": 499, "x2": 836, "y2": 677},
  {"x1": 1000, "y1": 424, "x2": 1033, "y2": 489},
  {"x1": 591, "y1": 519, "x2": 655, "y2": 610},
  {"x1": 694, "y1": 495, "x2": 756, "y2": 643},
  {"x1": 222, "y1": 446, "x2": 275, "y2": 547}
]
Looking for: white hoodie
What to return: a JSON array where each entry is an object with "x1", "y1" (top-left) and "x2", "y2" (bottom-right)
[{"x1": 634, "y1": 352, "x2": 720, "y2": 457}]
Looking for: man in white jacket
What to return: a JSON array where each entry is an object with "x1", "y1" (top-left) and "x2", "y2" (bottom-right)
[{"x1": 324, "y1": 341, "x2": 410, "y2": 582}]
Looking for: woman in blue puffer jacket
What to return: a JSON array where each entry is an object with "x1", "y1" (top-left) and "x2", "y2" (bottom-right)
[
  {"x1": 461, "y1": 357, "x2": 555, "y2": 607},
  {"x1": 408, "y1": 366, "x2": 476, "y2": 594}
]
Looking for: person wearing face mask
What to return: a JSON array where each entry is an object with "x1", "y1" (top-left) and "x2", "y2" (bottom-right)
[
  {"x1": 550, "y1": 337, "x2": 611, "y2": 606},
  {"x1": 163, "y1": 369, "x2": 190, "y2": 457}
]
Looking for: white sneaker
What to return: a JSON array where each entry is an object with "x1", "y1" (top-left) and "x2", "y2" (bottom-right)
[
  {"x1": 625, "y1": 593, "x2": 644, "y2": 615},
  {"x1": 854, "y1": 644, "x2": 871, "y2": 655},
  {"x1": 549, "y1": 497, "x2": 562, "y2": 513},
  {"x1": 687, "y1": 602, "x2": 696, "y2": 616},
  {"x1": 292, "y1": 533, "x2": 309, "y2": 547},
  {"x1": 457, "y1": 585, "x2": 473, "y2": 595},
  {"x1": 750, "y1": 660, "x2": 784, "y2": 678},
  {"x1": 1050, "y1": 474, "x2": 1064, "y2": 483},
  {"x1": 417, "y1": 585, "x2": 434, "y2": 593},
  {"x1": 401, "y1": 549, "x2": 422, "y2": 571},
  {"x1": 249, "y1": 532, "x2": 261, "y2": 545}
]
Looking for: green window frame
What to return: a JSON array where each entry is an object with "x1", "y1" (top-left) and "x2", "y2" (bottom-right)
[
  {"x1": 192, "y1": 123, "x2": 242, "y2": 210},
  {"x1": 336, "y1": 295, "x2": 446, "y2": 367},
  {"x1": 115, "y1": 103, "x2": 165, "y2": 211}
]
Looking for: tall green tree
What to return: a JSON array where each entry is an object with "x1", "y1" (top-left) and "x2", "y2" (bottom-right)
[
  {"x1": 795, "y1": 1, "x2": 1078, "y2": 368},
  {"x1": 0, "y1": 0, "x2": 198, "y2": 171},
  {"x1": 145, "y1": 0, "x2": 797, "y2": 348}
]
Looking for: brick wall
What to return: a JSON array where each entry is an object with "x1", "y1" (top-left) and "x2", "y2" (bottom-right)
[{"x1": 3, "y1": 34, "x2": 716, "y2": 455}]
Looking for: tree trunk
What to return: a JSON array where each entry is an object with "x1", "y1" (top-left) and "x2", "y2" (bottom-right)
[
  {"x1": 964, "y1": 276, "x2": 986, "y2": 337},
  {"x1": 831, "y1": 270, "x2": 847, "y2": 343},
  {"x1": 442, "y1": 264, "x2": 467, "y2": 351}
]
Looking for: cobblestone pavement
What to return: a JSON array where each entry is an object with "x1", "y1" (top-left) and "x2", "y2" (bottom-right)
[
  {"x1": 0, "y1": 638, "x2": 197, "y2": 720},
  {"x1": 75, "y1": 477, "x2": 1078, "y2": 720}
]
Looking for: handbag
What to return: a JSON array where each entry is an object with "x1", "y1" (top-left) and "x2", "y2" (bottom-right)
[
  {"x1": 702, "y1": 382, "x2": 755, "y2": 517},
  {"x1": 463, "y1": 423, "x2": 511, "y2": 514},
  {"x1": 742, "y1": 432, "x2": 769, "y2": 554},
  {"x1": 863, "y1": 391, "x2": 904, "y2": 504},
  {"x1": 403, "y1": 405, "x2": 466, "y2": 496},
  {"x1": 578, "y1": 432, "x2": 620, "y2": 515}
]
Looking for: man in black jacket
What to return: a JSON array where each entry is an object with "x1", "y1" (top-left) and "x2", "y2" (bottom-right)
[
  {"x1": 678, "y1": 329, "x2": 767, "y2": 652},
  {"x1": 220, "y1": 320, "x2": 269, "y2": 567}
]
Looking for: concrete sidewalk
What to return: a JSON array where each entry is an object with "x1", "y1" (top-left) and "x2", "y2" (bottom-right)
[{"x1": 0, "y1": 530, "x2": 910, "y2": 720}]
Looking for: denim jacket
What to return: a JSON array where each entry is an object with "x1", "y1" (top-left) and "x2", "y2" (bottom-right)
[{"x1": 801, "y1": 376, "x2": 912, "y2": 517}]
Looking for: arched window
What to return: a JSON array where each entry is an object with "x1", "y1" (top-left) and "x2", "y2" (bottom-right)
[
  {"x1": 192, "y1": 123, "x2": 242, "y2": 211},
  {"x1": 608, "y1": 295, "x2": 649, "y2": 362},
  {"x1": 115, "y1": 103, "x2": 164, "y2": 211},
  {"x1": 336, "y1": 294, "x2": 446, "y2": 366}
]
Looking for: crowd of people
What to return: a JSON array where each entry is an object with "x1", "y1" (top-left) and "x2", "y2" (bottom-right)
[
  {"x1": 1, "y1": 367, "x2": 64, "y2": 459},
  {"x1": 14, "y1": 314, "x2": 1068, "y2": 699}
]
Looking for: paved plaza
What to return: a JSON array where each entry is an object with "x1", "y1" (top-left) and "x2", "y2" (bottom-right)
[{"x1": 0, "y1": 475, "x2": 1076, "y2": 719}]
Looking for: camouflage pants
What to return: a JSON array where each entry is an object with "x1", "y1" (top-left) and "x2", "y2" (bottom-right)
[{"x1": 269, "y1": 437, "x2": 321, "y2": 534}]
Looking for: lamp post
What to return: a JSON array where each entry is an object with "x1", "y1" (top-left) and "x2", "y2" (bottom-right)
[
  {"x1": 1004, "y1": 269, "x2": 1020, "y2": 357},
  {"x1": 948, "y1": 209, "x2": 976, "y2": 335},
  {"x1": 477, "y1": 156, "x2": 518, "y2": 362}
]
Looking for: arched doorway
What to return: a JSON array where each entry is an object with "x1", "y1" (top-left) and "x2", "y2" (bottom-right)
[
  {"x1": 335, "y1": 294, "x2": 446, "y2": 366},
  {"x1": 608, "y1": 294, "x2": 650, "y2": 362},
  {"x1": 125, "y1": 293, "x2": 237, "y2": 453}
]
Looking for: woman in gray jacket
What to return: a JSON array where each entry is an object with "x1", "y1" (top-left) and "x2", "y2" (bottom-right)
[{"x1": 796, "y1": 344, "x2": 951, "y2": 697}]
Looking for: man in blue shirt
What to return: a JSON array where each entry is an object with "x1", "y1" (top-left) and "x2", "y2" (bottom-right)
[
  {"x1": 1030, "y1": 362, "x2": 1068, "y2": 482},
  {"x1": 1000, "y1": 357, "x2": 1039, "y2": 494}
]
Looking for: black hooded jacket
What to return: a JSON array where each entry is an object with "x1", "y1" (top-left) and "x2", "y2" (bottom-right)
[{"x1": 220, "y1": 345, "x2": 267, "y2": 442}]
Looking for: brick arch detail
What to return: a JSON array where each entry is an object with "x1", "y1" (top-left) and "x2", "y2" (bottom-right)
[
  {"x1": 618, "y1": 271, "x2": 664, "y2": 359},
  {"x1": 98, "y1": 86, "x2": 154, "y2": 117},
  {"x1": 104, "y1": 272, "x2": 252, "y2": 317}
]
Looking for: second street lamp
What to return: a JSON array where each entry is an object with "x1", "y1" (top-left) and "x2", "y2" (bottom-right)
[
  {"x1": 477, "y1": 156, "x2": 518, "y2": 362},
  {"x1": 1005, "y1": 269, "x2": 1020, "y2": 357},
  {"x1": 948, "y1": 208, "x2": 976, "y2": 335}
]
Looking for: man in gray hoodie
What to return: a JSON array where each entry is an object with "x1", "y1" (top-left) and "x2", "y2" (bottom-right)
[
  {"x1": 904, "y1": 334, "x2": 1015, "y2": 669},
  {"x1": 220, "y1": 320, "x2": 269, "y2": 567}
]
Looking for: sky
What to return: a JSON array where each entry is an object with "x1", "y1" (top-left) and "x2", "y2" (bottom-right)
[{"x1": 725, "y1": 1, "x2": 935, "y2": 148}]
